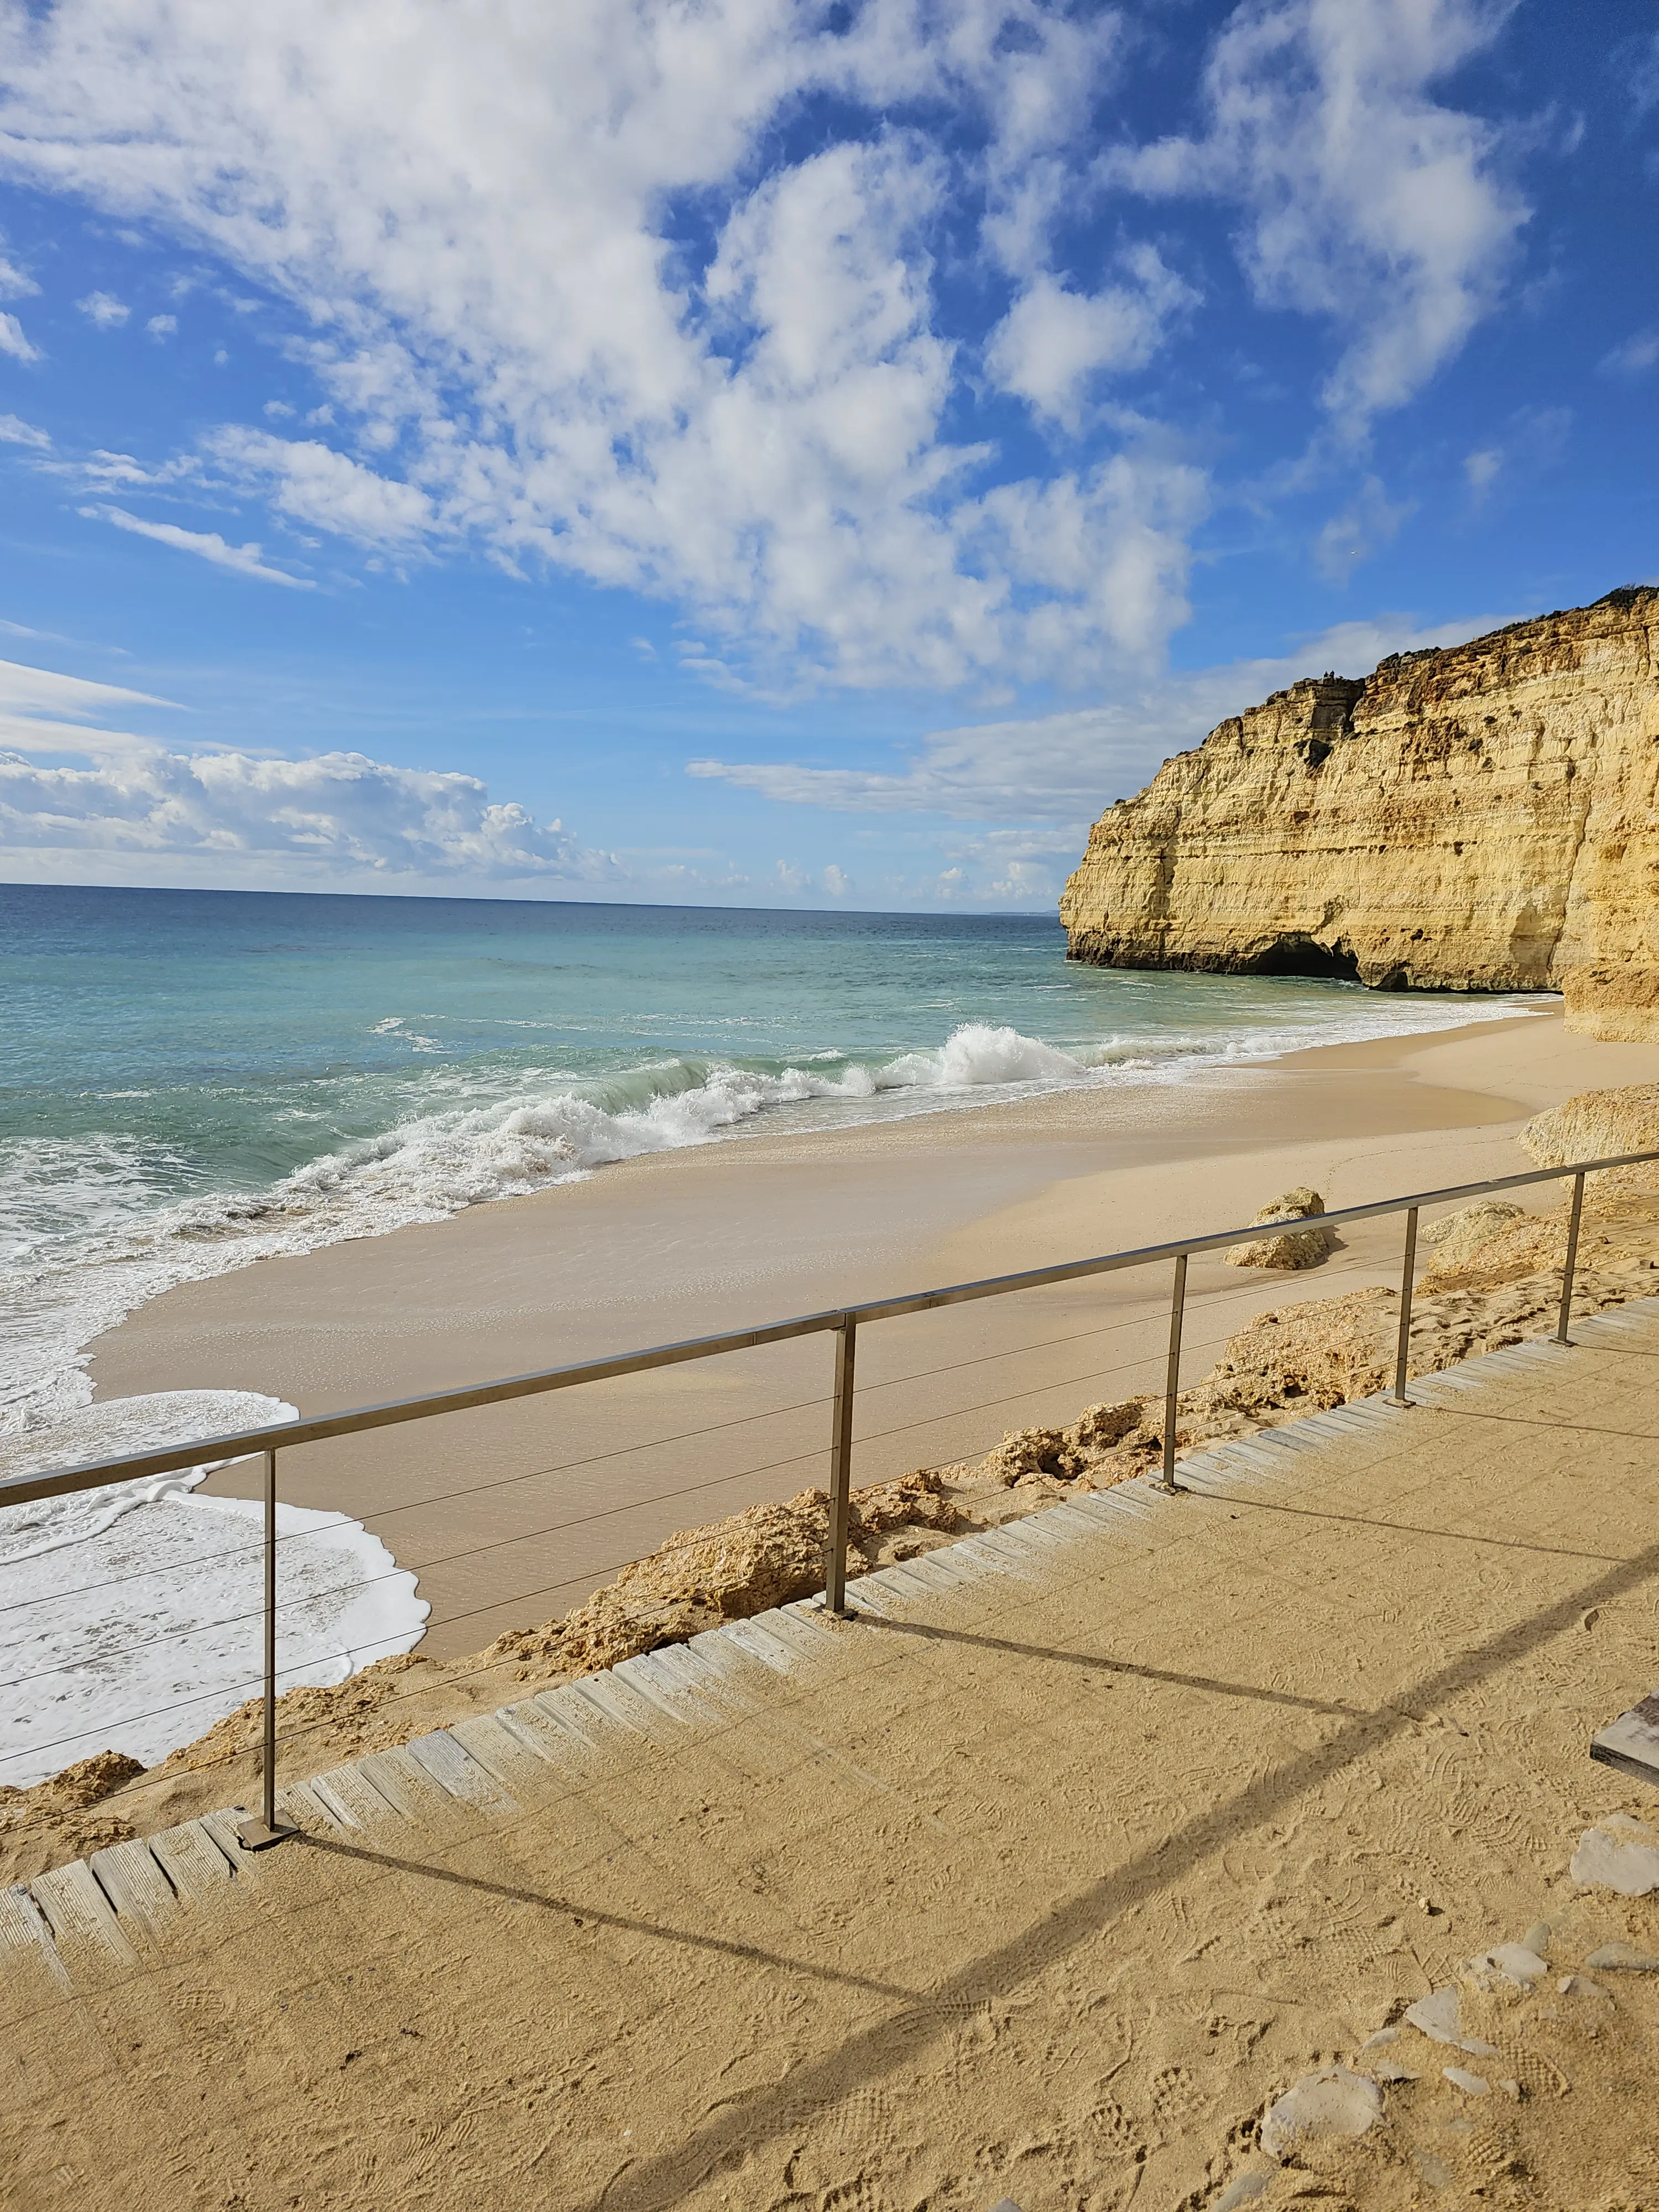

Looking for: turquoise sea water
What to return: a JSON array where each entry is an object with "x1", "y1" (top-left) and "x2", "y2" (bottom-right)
[{"x1": 1, "y1": 881, "x2": 1538, "y2": 1434}]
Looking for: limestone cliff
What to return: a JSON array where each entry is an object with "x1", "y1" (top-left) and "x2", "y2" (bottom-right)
[{"x1": 1060, "y1": 587, "x2": 1659, "y2": 1036}]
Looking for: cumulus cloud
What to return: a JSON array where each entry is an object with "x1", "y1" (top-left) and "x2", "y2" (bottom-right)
[
  {"x1": 0, "y1": 1, "x2": 1538, "y2": 698},
  {"x1": 0, "y1": 411, "x2": 48, "y2": 447},
  {"x1": 76, "y1": 289, "x2": 129, "y2": 326},
  {"x1": 985, "y1": 248, "x2": 1197, "y2": 430},
  {"x1": 0, "y1": 651, "x2": 618, "y2": 888},
  {"x1": 1115, "y1": 0, "x2": 1527, "y2": 431},
  {"x1": 0, "y1": 0, "x2": 1200, "y2": 692},
  {"x1": 86, "y1": 503, "x2": 316, "y2": 587},
  {"x1": 206, "y1": 427, "x2": 436, "y2": 547},
  {"x1": 0, "y1": 745, "x2": 614, "y2": 881},
  {"x1": 689, "y1": 609, "x2": 1513, "y2": 822}
]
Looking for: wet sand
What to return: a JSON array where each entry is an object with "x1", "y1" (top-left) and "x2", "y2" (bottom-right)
[{"x1": 87, "y1": 1010, "x2": 1659, "y2": 1654}]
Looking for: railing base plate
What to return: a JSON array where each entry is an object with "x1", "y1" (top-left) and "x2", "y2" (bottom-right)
[{"x1": 234, "y1": 1819, "x2": 296, "y2": 1853}]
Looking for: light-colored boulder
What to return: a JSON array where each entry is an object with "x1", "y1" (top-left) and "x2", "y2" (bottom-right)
[
  {"x1": 1422, "y1": 1200, "x2": 1525, "y2": 1280},
  {"x1": 1225, "y1": 1186, "x2": 1335, "y2": 1271}
]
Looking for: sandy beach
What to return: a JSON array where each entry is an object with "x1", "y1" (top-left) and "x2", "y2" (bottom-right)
[{"x1": 85, "y1": 1009, "x2": 1659, "y2": 1659}]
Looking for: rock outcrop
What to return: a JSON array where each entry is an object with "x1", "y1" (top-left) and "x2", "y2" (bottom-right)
[
  {"x1": 1060, "y1": 587, "x2": 1659, "y2": 1037},
  {"x1": 1222, "y1": 1185, "x2": 1335, "y2": 1270}
]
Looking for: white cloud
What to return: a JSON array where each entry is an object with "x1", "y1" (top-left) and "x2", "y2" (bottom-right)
[
  {"x1": 1117, "y1": 0, "x2": 1527, "y2": 431},
  {"x1": 0, "y1": 411, "x2": 48, "y2": 448},
  {"x1": 1464, "y1": 446, "x2": 1501, "y2": 498},
  {"x1": 0, "y1": 650, "x2": 618, "y2": 888},
  {"x1": 76, "y1": 290, "x2": 129, "y2": 327},
  {"x1": 821, "y1": 863, "x2": 849, "y2": 896},
  {"x1": 0, "y1": 741, "x2": 618, "y2": 884},
  {"x1": 0, "y1": 0, "x2": 1202, "y2": 692},
  {"x1": 206, "y1": 428, "x2": 435, "y2": 547},
  {"x1": 0, "y1": 654, "x2": 178, "y2": 754},
  {"x1": 0, "y1": 310, "x2": 38, "y2": 362},
  {"x1": 1601, "y1": 329, "x2": 1659, "y2": 379},
  {"x1": 86, "y1": 503, "x2": 316, "y2": 588},
  {"x1": 0, "y1": 240, "x2": 36, "y2": 296},
  {"x1": 688, "y1": 608, "x2": 1515, "y2": 822},
  {"x1": 146, "y1": 312, "x2": 176, "y2": 338},
  {"x1": 985, "y1": 247, "x2": 1197, "y2": 430}
]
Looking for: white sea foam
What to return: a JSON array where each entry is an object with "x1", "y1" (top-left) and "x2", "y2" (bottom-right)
[
  {"x1": 877, "y1": 1021, "x2": 1087, "y2": 1089},
  {"x1": 0, "y1": 1391, "x2": 428, "y2": 1786}
]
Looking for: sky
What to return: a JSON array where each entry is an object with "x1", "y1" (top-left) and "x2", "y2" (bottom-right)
[{"x1": 0, "y1": 0, "x2": 1651, "y2": 913}]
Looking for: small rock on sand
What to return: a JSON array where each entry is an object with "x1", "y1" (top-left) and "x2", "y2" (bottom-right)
[
  {"x1": 1558, "y1": 1974, "x2": 1611, "y2": 1997},
  {"x1": 1404, "y1": 1986, "x2": 1499, "y2": 2056},
  {"x1": 1584, "y1": 1940, "x2": 1659, "y2": 1971},
  {"x1": 1468, "y1": 1942, "x2": 1548, "y2": 1987},
  {"x1": 1443, "y1": 2067, "x2": 1490, "y2": 2095},
  {"x1": 1213, "y1": 2177, "x2": 1269, "y2": 2210},
  {"x1": 1259, "y1": 2065, "x2": 1382, "y2": 2159},
  {"x1": 1569, "y1": 1825, "x2": 1659, "y2": 1896}
]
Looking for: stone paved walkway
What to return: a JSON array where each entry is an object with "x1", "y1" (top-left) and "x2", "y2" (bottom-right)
[{"x1": 6, "y1": 1309, "x2": 1659, "y2": 2211}]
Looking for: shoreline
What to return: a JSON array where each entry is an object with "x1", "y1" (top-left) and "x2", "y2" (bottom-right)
[
  {"x1": 4, "y1": 984, "x2": 1553, "y2": 1444},
  {"x1": 79, "y1": 1006, "x2": 1659, "y2": 1669}
]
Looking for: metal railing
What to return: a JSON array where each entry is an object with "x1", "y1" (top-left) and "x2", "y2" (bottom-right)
[{"x1": 7, "y1": 1142, "x2": 1655, "y2": 1850}]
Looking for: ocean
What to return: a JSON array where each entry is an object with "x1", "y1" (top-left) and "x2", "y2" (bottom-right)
[{"x1": 0, "y1": 881, "x2": 1541, "y2": 1784}]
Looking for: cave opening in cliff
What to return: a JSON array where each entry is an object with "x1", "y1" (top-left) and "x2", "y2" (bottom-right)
[{"x1": 1248, "y1": 935, "x2": 1363, "y2": 983}]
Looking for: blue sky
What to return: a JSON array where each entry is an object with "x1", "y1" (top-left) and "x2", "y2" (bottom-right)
[{"x1": 0, "y1": 0, "x2": 1651, "y2": 911}]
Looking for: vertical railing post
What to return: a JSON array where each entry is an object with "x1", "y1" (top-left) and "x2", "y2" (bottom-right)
[
  {"x1": 237, "y1": 1446, "x2": 291, "y2": 1850},
  {"x1": 1161, "y1": 1253, "x2": 1187, "y2": 1493},
  {"x1": 823, "y1": 1315, "x2": 857, "y2": 1616},
  {"x1": 1555, "y1": 1170, "x2": 1587, "y2": 1345},
  {"x1": 1391, "y1": 1207, "x2": 1419, "y2": 1408}
]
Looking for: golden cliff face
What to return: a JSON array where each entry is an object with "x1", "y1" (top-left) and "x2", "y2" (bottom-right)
[{"x1": 1060, "y1": 587, "x2": 1659, "y2": 1035}]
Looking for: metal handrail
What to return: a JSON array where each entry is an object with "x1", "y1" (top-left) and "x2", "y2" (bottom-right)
[{"x1": 8, "y1": 1139, "x2": 1655, "y2": 1847}]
